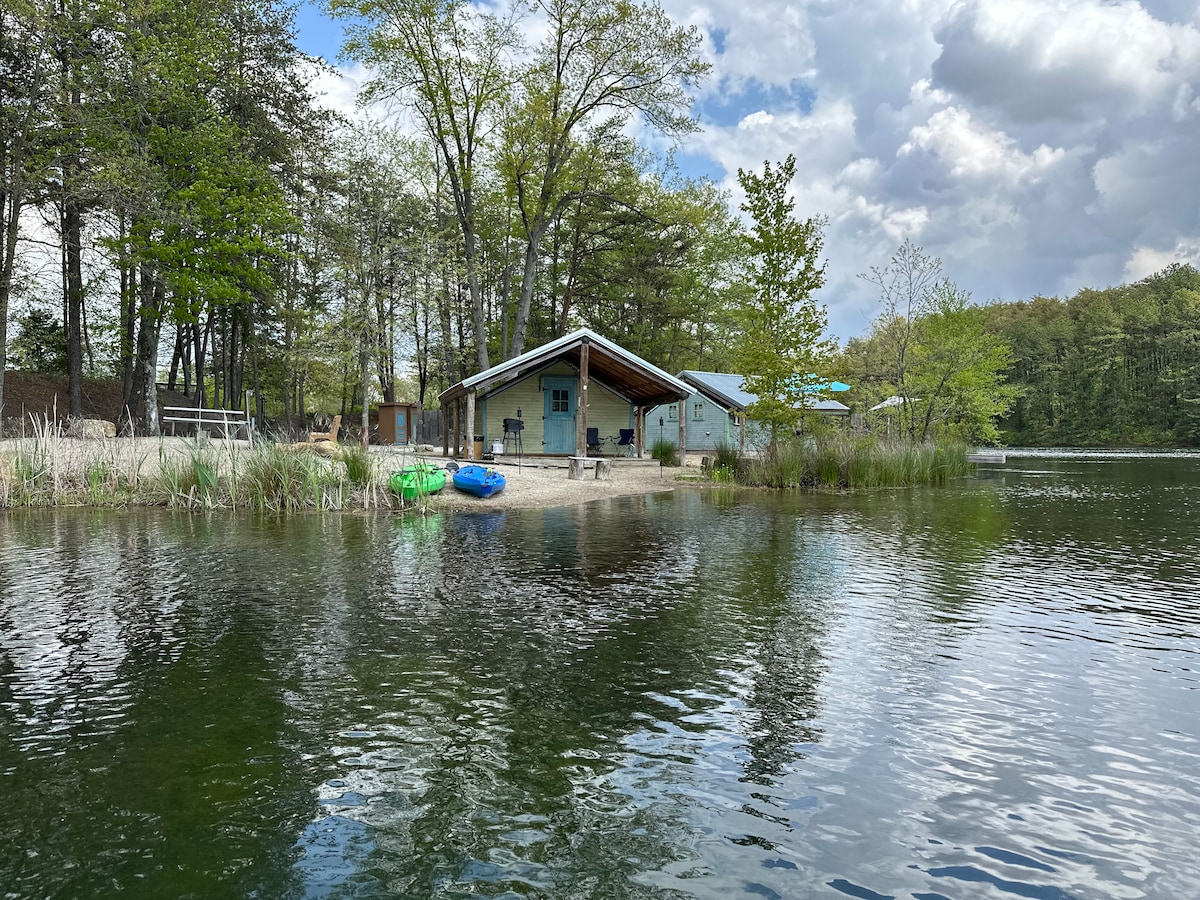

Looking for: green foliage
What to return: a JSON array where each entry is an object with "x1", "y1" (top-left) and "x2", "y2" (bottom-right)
[
  {"x1": 341, "y1": 443, "x2": 374, "y2": 487},
  {"x1": 740, "y1": 434, "x2": 972, "y2": 489},
  {"x1": 8, "y1": 308, "x2": 65, "y2": 373},
  {"x1": 651, "y1": 438, "x2": 680, "y2": 467},
  {"x1": 238, "y1": 444, "x2": 333, "y2": 512},
  {"x1": 733, "y1": 154, "x2": 831, "y2": 442},
  {"x1": 987, "y1": 264, "x2": 1200, "y2": 446},
  {"x1": 158, "y1": 445, "x2": 220, "y2": 509},
  {"x1": 497, "y1": 0, "x2": 709, "y2": 359},
  {"x1": 852, "y1": 242, "x2": 1015, "y2": 444}
]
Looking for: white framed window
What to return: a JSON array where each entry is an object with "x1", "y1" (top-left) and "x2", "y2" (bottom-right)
[
  {"x1": 693, "y1": 402, "x2": 705, "y2": 421},
  {"x1": 668, "y1": 407, "x2": 677, "y2": 421}
]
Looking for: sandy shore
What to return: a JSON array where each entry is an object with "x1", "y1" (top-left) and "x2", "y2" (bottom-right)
[
  {"x1": 395, "y1": 456, "x2": 683, "y2": 511},
  {"x1": 366, "y1": 444, "x2": 688, "y2": 510},
  {"x1": 0, "y1": 434, "x2": 694, "y2": 510}
]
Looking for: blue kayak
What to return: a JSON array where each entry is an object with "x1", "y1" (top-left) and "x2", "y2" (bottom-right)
[{"x1": 452, "y1": 465, "x2": 506, "y2": 498}]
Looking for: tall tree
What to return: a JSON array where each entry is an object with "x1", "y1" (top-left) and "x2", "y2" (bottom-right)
[
  {"x1": 905, "y1": 281, "x2": 1015, "y2": 443},
  {"x1": 732, "y1": 154, "x2": 830, "y2": 442},
  {"x1": 859, "y1": 238, "x2": 943, "y2": 438},
  {"x1": 501, "y1": 0, "x2": 708, "y2": 359},
  {"x1": 334, "y1": 0, "x2": 517, "y2": 372},
  {"x1": 0, "y1": 0, "x2": 54, "y2": 433}
]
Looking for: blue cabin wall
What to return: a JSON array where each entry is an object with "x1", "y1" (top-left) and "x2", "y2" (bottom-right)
[{"x1": 645, "y1": 392, "x2": 762, "y2": 452}]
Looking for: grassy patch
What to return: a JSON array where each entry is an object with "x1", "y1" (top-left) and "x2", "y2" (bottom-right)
[{"x1": 739, "y1": 434, "x2": 973, "y2": 489}]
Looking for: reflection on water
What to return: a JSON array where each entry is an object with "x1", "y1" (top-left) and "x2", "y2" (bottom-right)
[{"x1": 2, "y1": 457, "x2": 1199, "y2": 899}]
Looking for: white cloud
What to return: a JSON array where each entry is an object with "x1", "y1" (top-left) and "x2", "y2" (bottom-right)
[
  {"x1": 931, "y1": 0, "x2": 1200, "y2": 122},
  {"x1": 296, "y1": 0, "x2": 1200, "y2": 341},
  {"x1": 900, "y1": 107, "x2": 1066, "y2": 184},
  {"x1": 1124, "y1": 238, "x2": 1200, "y2": 281}
]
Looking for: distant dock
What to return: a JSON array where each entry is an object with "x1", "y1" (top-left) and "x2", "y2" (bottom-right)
[{"x1": 968, "y1": 451, "x2": 1007, "y2": 464}]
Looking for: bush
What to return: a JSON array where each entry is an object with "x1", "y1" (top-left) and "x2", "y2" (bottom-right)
[
  {"x1": 341, "y1": 443, "x2": 374, "y2": 487},
  {"x1": 740, "y1": 434, "x2": 971, "y2": 489},
  {"x1": 651, "y1": 438, "x2": 680, "y2": 467}
]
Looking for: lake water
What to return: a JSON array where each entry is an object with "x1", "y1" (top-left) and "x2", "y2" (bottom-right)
[{"x1": 1, "y1": 455, "x2": 1198, "y2": 899}]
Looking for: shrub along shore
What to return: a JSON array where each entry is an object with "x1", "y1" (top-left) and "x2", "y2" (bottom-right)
[
  {"x1": 697, "y1": 434, "x2": 975, "y2": 489},
  {"x1": 0, "y1": 426, "x2": 681, "y2": 512}
]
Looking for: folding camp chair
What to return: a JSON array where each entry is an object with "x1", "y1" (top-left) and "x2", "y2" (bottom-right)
[
  {"x1": 614, "y1": 428, "x2": 635, "y2": 457},
  {"x1": 586, "y1": 427, "x2": 603, "y2": 456}
]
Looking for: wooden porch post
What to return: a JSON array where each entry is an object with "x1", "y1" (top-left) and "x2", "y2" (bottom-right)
[
  {"x1": 739, "y1": 411, "x2": 746, "y2": 453},
  {"x1": 635, "y1": 406, "x2": 644, "y2": 458},
  {"x1": 677, "y1": 398, "x2": 686, "y2": 458},
  {"x1": 442, "y1": 403, "x2": 450, "y2": 457},
  {"x1": 465, "y1": 391, "x2": 476, "y2": 459},
  {"x1": 577, "y1": 339, "x2": 590, "y2": 456}
]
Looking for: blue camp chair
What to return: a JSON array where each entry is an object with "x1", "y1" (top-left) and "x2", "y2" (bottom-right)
[
  {"x1": 586, "y1": 427, "x2": 602, "y2": 456},
  {"x1": 615, "y1": 428, "x2": 635, "y2": 456}
]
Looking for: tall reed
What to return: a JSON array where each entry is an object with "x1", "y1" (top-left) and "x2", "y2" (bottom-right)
[
  {"x1": 651, "y1": 438, "x2": 680, "y2": 467},
  {"x1": 236, "y1": 442, "x2": 336, "y2": 511},
  {"x1": 738, "y1": 434, "x2": 972, "y2": 489}
]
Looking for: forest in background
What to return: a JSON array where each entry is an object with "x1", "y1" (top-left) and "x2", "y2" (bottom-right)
[{"x1": 4, "y1": 0, "x2": 1200, "y2": 447}]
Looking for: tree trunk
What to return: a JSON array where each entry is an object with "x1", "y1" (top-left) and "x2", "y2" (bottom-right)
[
  {"x1": 129, "y1": 267, "x2": 163, "y2": 434},
  {"x1": 512, "y1": 219, "x2": 551, "y2": 359},
  {"x1": 119, "y1": 219, "x2": 136, "y2": 414},
  {"x1": 63, "y1": 179, "x2": 84, "y2": 419},
  {"x1": 360, "y1": 341, "x2": 370, "y2": 449}
]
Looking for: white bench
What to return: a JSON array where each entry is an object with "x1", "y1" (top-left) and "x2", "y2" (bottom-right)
[{"x1": 162, "y1": 406, "x2": 252, "y2": 442}]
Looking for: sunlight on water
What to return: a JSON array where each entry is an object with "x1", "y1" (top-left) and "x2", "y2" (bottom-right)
[{"x1": 2, "y1": 457, "x2": 1199, "y2": 898}]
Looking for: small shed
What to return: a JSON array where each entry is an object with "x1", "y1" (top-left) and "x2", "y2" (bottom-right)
[{"x1": 377, "y1": 401, "x2": 419, "y2": 445}]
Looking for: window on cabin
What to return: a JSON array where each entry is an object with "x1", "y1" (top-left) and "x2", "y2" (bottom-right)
[
  {"x1": 693, "y1": 402, "x2": 704, "y2": 421},
  {"x1": 668, "y1": 407, "x2": 677, "y2": 421},
  {"x1": 551, "y1": 389, "x2": 569, "y2": 413}
]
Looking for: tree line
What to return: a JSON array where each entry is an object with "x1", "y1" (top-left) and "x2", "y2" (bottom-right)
[
  {"x1": 2, "y1": 0, "x2": 747, "y2": 438},
  {"x1": 985, "y1": 263, "x2": 1200, "y2": 447},
  {"x1": 840, "y1": 245, "x2": 1200, "y2": 448}
]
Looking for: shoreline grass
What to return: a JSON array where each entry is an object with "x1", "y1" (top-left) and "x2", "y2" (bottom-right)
[
  {"x1": 0, "y1": 424, "x2": 428, "y2": 512},
  {"x1": 713, "y1": 434, "x2": 974, "y2": 489}
]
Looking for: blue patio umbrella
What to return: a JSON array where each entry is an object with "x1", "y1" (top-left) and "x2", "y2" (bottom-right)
[{"x1": 799, "y1": 374, "x2": 851, "y2": 393}]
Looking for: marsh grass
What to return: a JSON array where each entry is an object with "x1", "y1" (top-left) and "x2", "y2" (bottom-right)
[
  {"x1": 237, "y1": 442, "x2": 337, "y2": 511},
  {"x1": 0, "y1": 435, "x2": 367, "y2": 512},
  {"x1": 739, "y1": 434, "x2": 972, "y2": 489},
  {"x1": 341, "y1": 443, "x2": 373, "y2": 487},
  {"x1": 158, "y1": 443, "x2": 222, "y2": 509},
  {"x1": 651, "y1": 438, "x2": 680, "y2": 467}
]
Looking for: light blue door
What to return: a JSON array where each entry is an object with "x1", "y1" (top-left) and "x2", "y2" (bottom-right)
[
  {"x1": 543, "y1": 378, "x2": 577, "y2": 453},
  {"x1": 394, "y1": 408, "x2": 407, "y2": 444}
]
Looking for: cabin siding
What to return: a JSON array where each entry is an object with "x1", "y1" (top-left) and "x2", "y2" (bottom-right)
[
  {"x1": 646, "y1": 393, "x2": 750, "y2": 452},
  {"x1": 482, "y1": 361, "x2": 632, "y2": 454}
]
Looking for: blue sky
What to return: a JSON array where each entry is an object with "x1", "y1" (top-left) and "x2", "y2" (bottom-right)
[
  {"x1": 294, "y1": 2, "x2": 344, "y2": 62},
  {"x1": 294, "y1": 0, "x2": 1200, "y2": 344}
]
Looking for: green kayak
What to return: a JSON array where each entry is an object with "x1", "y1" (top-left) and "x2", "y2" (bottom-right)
[{"x1": 388, "y1": 462, "x2": 447, "y2": 500}]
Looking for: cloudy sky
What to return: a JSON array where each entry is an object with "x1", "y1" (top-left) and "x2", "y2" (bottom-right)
[{"x1": 295, "y1": 0, "x2": 1200, "y2": 343}]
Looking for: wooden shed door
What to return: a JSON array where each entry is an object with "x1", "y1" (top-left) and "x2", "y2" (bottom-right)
[{"x1": 542, "y1": 378, "x2": 576, "y2": 453}]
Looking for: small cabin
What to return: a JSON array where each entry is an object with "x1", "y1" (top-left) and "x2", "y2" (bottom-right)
[
  {"x1": 438, "y1": 329, "x2": 692, "y2": 459},
  {"x1": 645, "y1": 371, "x2": 851, "y2": 453}
]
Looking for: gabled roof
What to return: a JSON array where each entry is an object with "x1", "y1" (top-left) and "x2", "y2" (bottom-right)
[
  {"x1": 438, "y1": 329, "x2": 692, "y2": 406},
  {"x1": 678, "y1": 370, "x2": 851, "y2": 414},
  {"x1": 679, "y1": 371, "x2": 755, "y2": 410}
]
